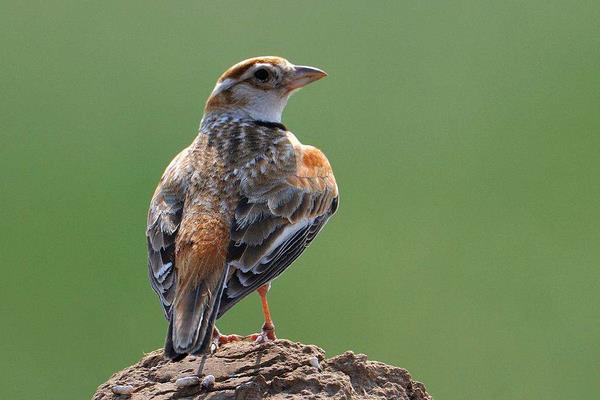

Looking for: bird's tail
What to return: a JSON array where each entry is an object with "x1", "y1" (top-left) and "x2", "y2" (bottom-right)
[{"x1": 164, "y1": 266, "x2": 228, "y2": 360}]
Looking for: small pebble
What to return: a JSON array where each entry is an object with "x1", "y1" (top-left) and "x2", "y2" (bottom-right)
[
  {"x1": 201, "y1": 374, "x2": 215, "y2": 389},
  {"x1": 111, "y1": 384, "x2": 134, "y2": 396},
  {"x1": 175, "y1": 375, "x2": 200, "y2": 388},
  {"x1": 309, "y1": 356, "x2": 320, "y2": 369}
]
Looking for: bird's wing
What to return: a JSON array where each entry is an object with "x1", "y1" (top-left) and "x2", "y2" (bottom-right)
[
  {"x1": 146, "y1": 150, "x2": 187, "y2": 319},
  {"x1": 218, "y1": 136, "x2": 338, "y2": 318}
]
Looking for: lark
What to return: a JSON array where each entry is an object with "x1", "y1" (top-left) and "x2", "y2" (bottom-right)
[{"x1": 146, "y1": 56, "x2": 338, "y2": 360}]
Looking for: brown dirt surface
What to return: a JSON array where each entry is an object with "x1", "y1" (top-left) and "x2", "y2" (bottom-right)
[{"x1": 93, "y1": 339, "x2": 432, "y2": 399}]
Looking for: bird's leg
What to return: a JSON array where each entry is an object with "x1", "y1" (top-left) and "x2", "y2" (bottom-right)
[
  {"x1": 210, "y1": 284, "x2": 277, "y2": 351},
  {"x1": 251, "y1": 283, "x2": 277, "y2": 342}
]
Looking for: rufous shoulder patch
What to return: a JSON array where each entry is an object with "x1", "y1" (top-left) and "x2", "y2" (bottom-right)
[
  {"x1": 296, "y1": 145, "x2": 332, "y2": 179},
  {"x1": 302, "y1": 147, "x2": 329, "y2": 169}
]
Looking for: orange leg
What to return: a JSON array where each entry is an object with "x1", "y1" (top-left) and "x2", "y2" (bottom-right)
[
  {"x1": 210, "y1": 284, "x2": 277, "y2": 352},
  {"x1": 257, "y1": 284, "x2": 277, "y2": 340}
]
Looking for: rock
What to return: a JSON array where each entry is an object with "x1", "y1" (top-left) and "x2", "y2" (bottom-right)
[
  {"x1": 175, "y1": 375, "x2": 201, "y2": 388},
  {"x1": 201, "y1": 374, "x2": 216, "y2": 389},
  {"x1": 309, "y1": 355, "x2": 321, "y2": 370},
  {"x1": 93, "y1": 339, "x2": 431, "y2": 399},
  {"x1": 110, "y1": 384, "x2": 134, "y2": 396}
]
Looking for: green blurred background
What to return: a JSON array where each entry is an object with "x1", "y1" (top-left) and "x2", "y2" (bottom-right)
[{"x1": 2, "y1": 1, "x2": 599, "y2": 399}]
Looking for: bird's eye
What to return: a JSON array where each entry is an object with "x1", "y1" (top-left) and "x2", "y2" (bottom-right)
[{"x1": 254, "y1": 68, "x2": 270, "y2": 82}]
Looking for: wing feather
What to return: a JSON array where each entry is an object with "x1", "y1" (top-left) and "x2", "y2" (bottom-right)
[
  {"x1": 218, "y1": 138, "x2": 338, "y2": 318},
  {"x1": 146, "y1": 150, "x2": 187, "y2": 319}
]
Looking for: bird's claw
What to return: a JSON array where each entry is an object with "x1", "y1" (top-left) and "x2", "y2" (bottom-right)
[
  {"x1": 252, "y1": 331, "x2": 268, "y2": 343},
  {"x1": 250, "y1": 323, "x2": 277, "y2": 343},
  {"x1": 211, "y1": 329, "x2": 276, "y2": 352},
  {"x1": 261, "y1": 321, "x2": 277, "y2": 341},
  {"x1": 210, "y1": 323, "x2": 276, "y2": 353},
  {"x1": 210, "y1": 330, "x2": 245, "y2": 353}
]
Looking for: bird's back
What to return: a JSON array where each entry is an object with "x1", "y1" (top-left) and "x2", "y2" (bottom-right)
[
  {"x1": 147, "y1": 56, "x2": 335, "y2": 359},
  {"x1": 148, "y1": 117, "x2": 310, "y2": 357}
]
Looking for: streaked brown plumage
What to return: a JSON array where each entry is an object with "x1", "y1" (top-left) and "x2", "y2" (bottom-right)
[{"x1": 146, "y1": 56, "x2": 338, "y2": 360}]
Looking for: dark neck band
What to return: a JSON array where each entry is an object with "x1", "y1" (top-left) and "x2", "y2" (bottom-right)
[{"x1": 253, "y1": 120, "x2": 287, "y2": 131}]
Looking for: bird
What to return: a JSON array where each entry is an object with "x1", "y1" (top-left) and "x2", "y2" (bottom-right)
[{"x1": 146, "y1": 56, "x2": 339, "y2": 360}]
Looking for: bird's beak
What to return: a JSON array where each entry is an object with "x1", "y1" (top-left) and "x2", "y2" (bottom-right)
[{"x1": 286, "y1": 65, "x2": 327, "y2": 91}]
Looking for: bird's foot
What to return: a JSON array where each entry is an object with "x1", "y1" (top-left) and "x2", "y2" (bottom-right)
[
  {"x1": 210, "y1": 324, "x2": 276, "y2": 353},
  {"x1": 248, "y1": 322, "x2": 277, "y2": 343},
  {"x1": 218, "y1": 333, "x2": 246, "y2": 345},
  {"x1": 210, "y1": 328, "x2": 246, "y2": 353}
]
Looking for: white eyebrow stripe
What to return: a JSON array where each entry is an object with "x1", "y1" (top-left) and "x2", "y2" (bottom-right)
[{"x1": 211, "y1": 78, "x2": 236, "y2": 96}]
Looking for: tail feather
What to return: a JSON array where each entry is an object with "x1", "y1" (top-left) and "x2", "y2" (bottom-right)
[
  {"x1": 194, "y1": 267, "x2": 228, "y2": 355},
  {"x1": 164, "y1": 320, "x2": 185, "y2": 361},
  {"x1": 164, "y1": 267, "x2": 228, "y2": 360}
]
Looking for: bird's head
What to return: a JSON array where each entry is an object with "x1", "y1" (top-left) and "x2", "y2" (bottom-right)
[{"x1": 204, "y1": 56, "x2": 327, "y2": 123}]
